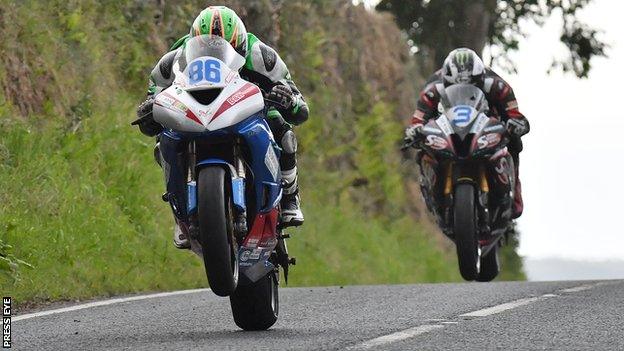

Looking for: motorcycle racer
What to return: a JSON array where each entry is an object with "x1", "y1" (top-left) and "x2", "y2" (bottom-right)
[
  {"x1": 405, "y1": 48, "x2": 529, "y2": 219},
  {"x1": 134, "y1": 6, "x2": 308, "y2": 248}
]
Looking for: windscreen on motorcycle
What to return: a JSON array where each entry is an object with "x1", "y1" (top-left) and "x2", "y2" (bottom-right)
[
  {"x1": 182, "y1": 35, "x2": 246, "y2": 72},
  {"x1": 440, "y1": 84, "x2": 488, "y2": 132},
  {"x1": 441, "y1": 84, "x2": 487, "y2": 113}
]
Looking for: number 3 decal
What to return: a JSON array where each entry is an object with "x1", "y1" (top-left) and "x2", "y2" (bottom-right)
[
  {"x1": 452, "y1": 106, "x2": 472, "y2": 125},
  {"x1": 189, "y1": 59, "x2": 221, "y2": 84}
]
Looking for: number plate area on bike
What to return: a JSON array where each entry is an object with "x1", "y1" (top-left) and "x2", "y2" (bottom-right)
[
  {"x1": 447, "y1": 105, "x2": 478, "y2": 128},
  {"x1": 184, "y1": 57, "x2": 232, "y2": 89}
]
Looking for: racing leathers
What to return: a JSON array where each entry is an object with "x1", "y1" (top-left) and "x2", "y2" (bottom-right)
[
  {"x1": 408, "y1": 68, "x2": 529, "y2": 218},
  {"x1": 138, "y1": 33, "x2": 309, "y2": 247}
]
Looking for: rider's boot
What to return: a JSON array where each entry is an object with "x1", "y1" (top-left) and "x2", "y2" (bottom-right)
[
  {"x1": 280, "y1": 167, "x2": 304, "y2": 227},
  {"x1": 266, "y1": 111, "x2": 304, "y2": 226}
]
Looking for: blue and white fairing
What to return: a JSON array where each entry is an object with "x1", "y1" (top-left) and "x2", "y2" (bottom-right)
[
  {"x1": 153, "y1": 35, "x2": 265, "y2": 133},
  {"x1": 185, "y1": 112, "x2": 282, "y2": 217}
]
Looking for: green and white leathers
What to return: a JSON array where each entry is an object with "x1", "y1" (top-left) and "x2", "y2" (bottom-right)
[
  {"x1": 147, "y1": 6, "x2": 309, "y2": 126},
  {"x1": 146, "y1": 6, "x2": 307, "y2": 227}
]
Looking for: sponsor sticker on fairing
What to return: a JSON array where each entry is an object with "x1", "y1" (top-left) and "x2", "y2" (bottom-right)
[
  {"x1": 264, "y1": 146, "x2": 279, "y2": 181},
  {"x1": 225, "y1": 71, "x2": 237, "y2": 84},
  {"x1": 250, "y1": 249, "x2": 262, "y2": 260},
  {"x1": 435, "y1": 115, "x2": 454, "y2": 135},
  {"x1": 159, "y1": 95, "x2": 175, "y2": 108},
  {"x1": 172, "y1": 100, "x2": 188, "y2": 112},
  {"x1": 477, "y1": 133, "x2": 502, "y2": 149},
  {"x1": 157, "y1": 93, "x2": 188, "y2": 114},
  {"x1": 470, "y1": 114, "x2": 489, "y2": 134},
  {"x1": 240, "y1": 250, "x2": 251, "y2": 262},
  {"x1": 495, "y1": 157, "x2": 510, "y2": 184},
  {"x1": 226, "y1": 85, "x2": 257, "y2": 106},
  {"x1": 425, "y1": 135, "x2": 448, "y2": 150}
]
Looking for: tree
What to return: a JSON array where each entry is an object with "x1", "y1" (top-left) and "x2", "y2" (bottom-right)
[{"x1": 376, "y1": 0, "x2": 607, "y2": 78}]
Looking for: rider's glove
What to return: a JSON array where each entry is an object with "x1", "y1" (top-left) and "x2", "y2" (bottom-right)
[
  {"x1": 506, "y1": 118, "x2": 529, "y2": 137},
  {"x1": 404, "y1": 123, "x2": 424, "y2": 143},
  {"x1": 266, "y1": 84, "x2": 295, "y2": 112},
  {"x1": 133, "y1": 97, "x2": 163, "y2": 137}
]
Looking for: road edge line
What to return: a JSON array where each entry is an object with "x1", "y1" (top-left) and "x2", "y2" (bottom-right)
[
  {"x1": 13, "y1": 288, "x2": 210, "y2": 322},
  {"x1": 346, "y1": 281, "x2": 606, "y2": 350},
  {"x1": 346, "y1": 325, "x2": 445, "y2": 350}
]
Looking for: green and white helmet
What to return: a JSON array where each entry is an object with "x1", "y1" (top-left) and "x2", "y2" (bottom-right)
[
  {"x1": 190, "y1": 6, "x2": 248, "y2": 57},
  {"x1": 442, "y1": 48, "x2": 486, "y2": 85}
]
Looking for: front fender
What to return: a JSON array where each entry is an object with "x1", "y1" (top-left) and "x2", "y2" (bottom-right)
[{"x1": 188, "y1": 159, "x2": 246, "y2": 214}]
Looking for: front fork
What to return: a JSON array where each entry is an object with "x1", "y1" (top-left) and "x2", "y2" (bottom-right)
[
  {"x1": 231, "y1": 156, "x2": 248, "y2": 239},
  {"x1": 441, "y1": 162, "x2": 490, "y2": 238},
  {"x1": 158, "y1": 133, "x2": 249, "y2": 240},
  {"x1": 187, "y1": 140, "x2": 249, "y2": 240},
  {"x1": 477, "y1": 165, "x2": 491, "y2": 237}
]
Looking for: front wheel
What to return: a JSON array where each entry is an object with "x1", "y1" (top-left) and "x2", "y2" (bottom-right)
[
  {"x1": 476, "y1": 246, "x2": 500, "y2": 282},
  {"x1": 197, "y1": 166, "x2": 238, "y2": 296},
  {"x1": 454, "y1": 183, "x2": 479, "y2": 281},
  {"x1": 229, "y1": 272, "x2": 279, "y2": 331}
]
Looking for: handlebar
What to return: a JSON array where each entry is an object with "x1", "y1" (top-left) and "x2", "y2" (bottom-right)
[
  {"x1": 130, "y1": 113, "x2": 152, "y2": 126},
  {"x1": 401, "y1": 137, "x2": 420, "y2": 151}
]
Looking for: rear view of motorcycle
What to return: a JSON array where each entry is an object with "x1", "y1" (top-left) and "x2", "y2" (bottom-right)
[
  {"x1": 404, "y1": 84, "x2": 516, "y2": 282},
  {"x1": 143, "y1": 35, "x2": 296, "y2": 330}
]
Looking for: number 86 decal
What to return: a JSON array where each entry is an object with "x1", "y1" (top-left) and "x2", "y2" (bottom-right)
[{"x1": 189, "y1": 59, "x2": 221, "y2": 84}]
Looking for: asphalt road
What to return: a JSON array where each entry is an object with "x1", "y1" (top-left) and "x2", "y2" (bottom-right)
[{"x1": 12, "y1": 280, "x2": 624, "y2": 350}]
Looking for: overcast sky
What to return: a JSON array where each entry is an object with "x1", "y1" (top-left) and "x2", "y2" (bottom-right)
[{"x1": 493, "y1": 0, "x2": 624, "y2": 260}]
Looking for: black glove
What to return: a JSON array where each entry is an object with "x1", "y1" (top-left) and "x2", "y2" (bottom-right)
[
  {"x1": 132, "y1": 97, "x2": 163, "y2": 137},
  {"x1": 265, "y1": 84, "x2": 295, "y2": 111},
  {"x1": 405, "y1": 124, "x2": 424, "y2": 142},
  {"x1": 401, "y1": 124, "x2": 424, "y2": 150},
  {"x1": 506, "y1": 118, "x2": 529, "y2": 137}
]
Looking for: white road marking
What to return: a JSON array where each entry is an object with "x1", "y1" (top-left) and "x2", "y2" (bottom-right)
[
  {"x1": 558, "y1": 284, "x2": 596, "y2": 293},
  {"x1": 459, "y1": 295, "x2": 554, "y2": 318},
  {"x1": 347, "y1": 325, "x2": 445, "y2": 350},
  {"x1": 13, "y1": 288, "x2": 209, "y2": 322},
  {"x1": 348, "y1": 282, "x2": 605, "y2": 349}
]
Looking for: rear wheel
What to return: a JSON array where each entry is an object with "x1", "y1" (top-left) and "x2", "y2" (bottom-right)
[
  {"x1": 476, "y1": 246, "x2": 500, "y2": 282},
  {"x1": 230, "y1": 271, "x2": 279, "y2": 330},
  {"x1": 197, "y1": 167, "x2": 238, "y2": 296},
  {"x1": 454, "y1": 183, "x2": 479, "y2": 281}
]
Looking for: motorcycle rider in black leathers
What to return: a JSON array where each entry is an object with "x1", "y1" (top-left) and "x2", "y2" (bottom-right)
[
  {"x1": 133, "y1": 6, "x2": 308, "y2": 248},
  {"x1": 405, "y1": 48, "x2": 530, "y2": 218}
]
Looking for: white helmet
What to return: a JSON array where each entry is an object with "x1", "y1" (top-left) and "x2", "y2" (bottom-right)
[{"x1": 442, "y1": 48, "x2": 485, "y2": 85}]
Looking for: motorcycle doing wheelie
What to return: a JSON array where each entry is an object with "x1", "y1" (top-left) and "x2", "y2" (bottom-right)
[
  {"x1": 404, "y1": 84, "x2": 516, "y2": 282},
  {"x1": 147, "y1": 35, "x2": 295, "y2": 330}
]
